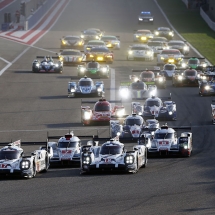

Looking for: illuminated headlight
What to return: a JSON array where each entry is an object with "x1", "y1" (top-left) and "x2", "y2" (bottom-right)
[
  {"x1": 202, "y1": 63, "x2": 207, "y2": 68},
  {"x1": 78, "y1": 57, "x2": 82, "y2": 61},
  {"x1": 84, "y1": 112, "x2": 91, "y2": 120},
  {"x1": 155, "y1": 31, "x2": 159, "y2": 35},
  {"x1": 138, "y1": 112, "x2": 142, "y2": 115},
  {"x1": 178, "y1": 75, "x2": 183, "y2": 80},
  {"x1": 169, "y1": 59, "x2": 175, "y2": 63},
  {"x1": 169, "y1": 111, "x2": 173, "y2": 115},
  {"x1": 116, "y1": 109, "x2": 125, "y2": 117},
  {"x1": 20, "y1": 160, "x2": 30, "y2": 170},
  {"x1": 125, "y1": 155, "x2": 134, "y2": 164},
  {"x1": 141, "y1": 37, "x2": 146, "y2": 40},
  {"x1": 128, "y1": 50, "x2": 133, "y2": 55},
  {"x1": 119, "y1": 88, "x2": 129, "y2": 98},
  {"x1": 205, "y1": 85, "x2": 210, "y2": 90},
  {"x1": 71, "y1": 88, "x2": 75, "y2": 92},
  {"x1": 97, "y1": 87, "x2": 102, "y2": 92},
  {"x1": 101, "y1": 67, "x2": 107, "y2": 72},
  {"x1": 169, "y1": 32, "x2": 173, "y2": 36},
  {"x1": 150, "y1": 89, "x2": 156, "y2": 96},
  {"x1": 136, "y1": 105, "x2": 143, "y2": 115},
  {"x1": 177, "y1": 58, "x2": 182, "y2": 60},
  {"x1": 78, "y1": 41, "x2": 82, "y2": 45},
  {"x1": 62, "y1": 40, "x2": 67, "y2": 45},
  {"x1": 80, "y1": 35, "x2": 84, "y2": 38},
  {"x1": 149, "y1": 18, "x2": 153, "y2": 21},
  {"x1": 55, "y1": 64, "x2": 59, "y2": 67},
  {"x1": 87, "y1": 47, "x2": 91, "y2": 50},
  {"x1": 184, "y1": 145, "x2": 188, "y2": 149},
  {"x1": 97, "y1": 57, "x2": 104, "y2": 61},
  {"x1": 183, "y1": 46, "x2": 188, "y2": 50},
  {"x1": 147, "y1": 51, "x2": 152, "y2": 55},
  {"x1": 158, "y1": 77, "x2": 163, "y2": 82},
  {"x1": 136, "y1": 35, "x2": 140, "y2": 38},
  {"x1": 182, "y1": 63, "x2": 187, "y2": 68},
  {"x1": 117, "y1": 132, "x2": 121, "y2": 136},
  {"x1": 202, "y1": 76, "x2": 206, "y2": 80},
  {"x1": 80, "y1": 67, "x2": 86, "y2": 72},
  {"x1": 36, "y1": 63, "x2": 39, "y2": 67},
  {"x1": 59, "y1": 56, "x2": 64, "y2": 61},
  {"x1": 139, "y1": 18, "x2": 143, "y2": 21},
  {"x1": 95, "y1": 36, "x2": 99, "y2": 39},
  {"x1": 83, "y1": 156, "x2": 91, "y2": 164},
  {"x1": 89, "y1": 54, "x2": 94, "y2": 58},
  {"x1": 161, "y1": 57, "x2": 165, "y2": 60}
]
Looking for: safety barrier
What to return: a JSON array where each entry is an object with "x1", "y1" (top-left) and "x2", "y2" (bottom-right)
[{"x1": 200, "y1": 7, "x2": 215, "y2": 31}]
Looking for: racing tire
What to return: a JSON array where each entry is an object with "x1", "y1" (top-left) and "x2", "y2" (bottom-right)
[{"x1": 42, "y1": 155, "x2": 49, "y2": 173}]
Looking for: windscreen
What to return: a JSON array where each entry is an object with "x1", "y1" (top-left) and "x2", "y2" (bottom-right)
[
  {"x1": 154, "y1": 133, "x2": 174, "y2": 139},
  {"x1": 90, "y1": 47, "x2": 109, "y2": 52},
  {"x1": 84, "y1": 31, "x2": 97, "y2": 35},
  {"x1": 161, "y1": 50, "x2": 180, "y2": 55},
  {"x1": 88, "y1": 62, "x2": 98, "y2": 68},
  {"x1": 188, "y1": 59, "x2": 198, "y2": 64},
  {"x1": 101, "y1": 36, "x2": 117, "y2": 40},
  {"x1": 95, "y1": 103, "x2": 110, "y2": 111},
  {"x1": 131, "y1": 47, "x2": 149, "y2": 50},
  {"x1": 61, "y1": 51, "x2": 81, "y2": 56},
  {"x1": 100, "y1": 145, "x2": 122, "y2": 155},
  {"x1": 79, "y1": 80, "x2": 92, "y2": 86},
  {"x1": 168, "y1": 42, "x2": 183, "y2": 46},
  {"x1": 137, "y1": 30, "x2": 150, "y2": 34},
  {"x1": 164, "y1": 65, "x2": 175, "y2": 70},
  {"x1": 148, "y1": 41, "x2": 162, "y2": 46},
  {"x1": 131, "y1": 82, "x2": 145, "y2": 90},
  {"x1": 0, "y1": 150, "x2": 20, "y2": 160},
  {"x1": 65, "y1": 36, "x2": 78, "y2": 40},
  {"x1": 58, "y1": 141, "x2": 79, "y2": 148},
  {"x1": 146, "y1": 100, "x2": 161, "y2": 107},
  {"x1": 184, "y1": 70, "x2": 196, "y2": 76},
  {"x1": 88, "y1": 42, "x2": 104, "y2": 46},
  {"x1": 141, "y1": 73, "x2": 153, "y2": 78},
  {"x1": 158, "y1": 28, "x2": 170, "y2": 31},
  {"x1": 125, "y1": 118, "x2": 142, "y2": 126}
]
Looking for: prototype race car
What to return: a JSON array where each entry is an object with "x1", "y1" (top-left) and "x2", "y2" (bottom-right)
[
  {"x1": 60, "y1": 35, "x2": 84, "y2": 49},
  {"x1": 172, "y1": 69, "x2": 199, "y2": 87},
  {"x1": 77, "y1": 61, "x2": 110, "y2": 78},
  {"x1": 157, "y1": 49, "x2": 184, "y2": 66},
  {"x1": 211, "y1": 100, "x2": 215, "y2": 124},
  {"x1": 131, "y1": 68, "x2": 166, "y2": 89},
  {"x1": 0, "y1": 140, "x2": 53, "y2": 178},
  {"x1": 56, "y1": 49, "x2": 86, "y2": 65},
  {"x1": 85, "y1": 47, "x2": 113, "y2": 63},
  {"x1": 132, "y1": 94, "x2": 177, "y2": 120},
  {"x1": 160, "y1": 63, "x2": 178, "y2": 79},
  {"x1": 147, "y1": 41, "x2": 168, "y2": 56},
  {"x1": 68, "y1": 76, "x2": 104, "y2": 98},
  {"x1": 139, "y1": 124, "x2": 192, "y2": 157},
  {"x1": 110, "y1": 113, "x2": 159, "y2": 140},
  {"x1": 80, "y1": 136, "x2": 147, "y2": 174},
  {"x1": 81, "y1": 98, "x2": 126, "y2": 125},
  {"x1": 133, "y1": 29, "x2": 154, "y2": 43},
  {"x1": 119, "y1": 80, "x2": 157, "y2": 99},
  {"x1": 32, "y1": 56, "x2": 63, "y2": 73},
  {"x1": 100, "y1": 35, "x2": 120, "y2": 49},
  {"x1": 199, "y1": 77, "x2": 215, "y2": 96},
  {"x1": 182, "y1": 57, "x2": 208, "y2": 70},
  {"x1": 81, "y1": 28, "x2": 104, "y2": 41},
  {"x1": 138, "y1": 11, "x2": 154, "y2": 24},
  {"x1": 47, "y1": 132, "x2": 93, "y2": 166},
  {"x1": 84, "y1": 40, "x2": 107, "y2": 53},
  {"x1": 168, "y1": 40, "x2": 190, "y2": 55},
  {"x1": 154, "y1": 27, "x2": 174, "y2": 40},
  {"x1": 127, "y1": 44, "x2": 154, "y2": 61}
]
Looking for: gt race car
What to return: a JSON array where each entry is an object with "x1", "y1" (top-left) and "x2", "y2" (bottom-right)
[
  {"x1": 0, "y1": 140, "x2": 53, "y2": 178},
  {"x1": 84, "y1": 40, "x2": 107, "y2": 53},
  {"x1": 132, "y1": 94, "x2": 177, "y2": 120},
  {"x1": 80, "y1": 136, "x2": 147, "y2": 174},
  {"x1": 182, "y1": 57, "x2": 208, "y2": 70},
  {"x1": 154, "y1": 27, "x2": 174, "y2": 40},
  {"x1": 60, "y1": 35, "x2": 84, "y2": 49},
  {"x1": 138, "y1": 11, "x2": 154, "y2": 24},
  {"x1": 119, "y1": 80, "x2": 157, "y2": 99},
  {"x1": 168, "y1": 40, "x2": 190, "y2": 55},
  {"x1": 32, "y1": 56, "x2": 63, "y2": 73},
  {"x1": 47, "y1": 132, "x2": 94, "y2": 166},
  {"x1": 110, "y1": 113, "x2": 159, "y2": 141},
  {"x1": 139, "y1": 124, "x2": 192, "y2": 157},
  {"x1": 77, "y1": 61, "x2": 110, "y2": 78},
  {"x1": 157, "y1": 49, "x2": 184, "y2": 66},
  {"x1": 147, "y1": 41, "x2": 168, "y2": 56},
  {"x1": 68, "y1": 76, "x2": 104, "y2": 98},
  {"x1": 100, "y1": 35, "x2": 120, "y2": 50},
  {"x1": 127, "y1": 44, "x2": 154, "y2": 61},
  {"x1": 172, "y1": 69, "x2": 199, "y2": 87},
  {"x1": 133, "y1": 29, "x2": 154, "y2": 43},
  {"x1": 81, "y1": 28, "x2": 104, "y2": 41},
  {"x1": 81, "y1": 98, "x2": 126, "y2": 125},
  {"x1": 148, "y1": 37, "x2": 168, "y2": 43},
  {"x1": 56, "y1": 49, "x2": 86, "y2": 66}
]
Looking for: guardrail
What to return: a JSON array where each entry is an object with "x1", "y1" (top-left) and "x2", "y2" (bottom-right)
[
  {"x1": 182, "y1": 0, "x2": 188, "y2": 8},
  {"x1": 200, "y1": 7, "x2": 215, "y2": 31}
]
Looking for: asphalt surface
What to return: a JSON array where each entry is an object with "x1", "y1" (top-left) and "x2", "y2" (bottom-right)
[{"x1": 0, "y1": 0, "x2": 215, "y2": 214}]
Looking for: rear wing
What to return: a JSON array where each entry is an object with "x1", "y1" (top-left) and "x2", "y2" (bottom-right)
[
  {"x1": 0, "y1": 140, "x2": 47, "y2": 146},
  {"x1": 7, "y1": 140, "x2": 21, "y2": 147},
  {"x1": 132, "y1": 93, "x2": 172, "y2": 101}
]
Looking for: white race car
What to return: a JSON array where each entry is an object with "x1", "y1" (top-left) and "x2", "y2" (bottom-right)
[
  {"x1": 147, "y1": 41, "x2": 168, "y2": 56},
  {"x1": 168, "y1": 40, "x2": 190, "y2": 55},
  {"x1": 0, "y1": 140, "x2": 53, "y2": 178},
  {"x1": 80, "y1": 136, "x2": 147, "y2": 174},
  {"x1": 160, "y1": 63, "x2": 178, "y2": 79}
]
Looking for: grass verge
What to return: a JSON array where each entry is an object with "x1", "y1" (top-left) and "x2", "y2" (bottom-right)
[{"x1": 157, "y1": 0, "x2": 215, "y2": 64}]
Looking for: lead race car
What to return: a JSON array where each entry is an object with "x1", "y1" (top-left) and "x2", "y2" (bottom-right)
[
  {"x1": 132, "y1": 94, "x2": 177, "y2": 121},
  {"x1": 60, "y1": 35, "x2": 84, "y2": 49},
  {"x1": 0, "y1": 140, "x2": 53, "y2": 178},
  {"x1": 81, "y1": 98, "x2": 126, "y2": 125},
  {"x1": 80, "y1": 136, "x2": 147, "y2": 174},
  {"x1": 138, "y1": 124, "x2": 192, "y2": 157},
  {"x1": 80, "y1": 28, "x2": 104, "y2": 41},
  {"x1": 32, "y1": 56, "x2": 63, "y2": 73},
  {"x1": 68, "y1": 76, "x2": 104, "y2": 98}
]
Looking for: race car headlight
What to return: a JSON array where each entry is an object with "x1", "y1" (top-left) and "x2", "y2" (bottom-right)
[
  {"x1": 147, "y1": 51, "x2": 152, "y2": 55},
  {"x1": 119, "y1": 88, "x2": 129, "y2": 98},
  {"x1": 205, "y1": 85, "x2": 210, "y2": 90},
  {"x1": 183, "y1": 46, "x2": 188, "y2": 50},
  {"x1": 139, "y1": 18, "x2": 143, "y2": 21},
  {"x1": 59, "y1": 56, "x2": 64, "y2": 61},
  {"x1": 84, "y1": 111, "x2": 91, "y2": 120},
  {"x1": 95, "y1": 36, "x2": 99, "y2": 39},
  {"x1": 78, "y1": 57, "x2": 82, "y2": 61},
  {"x1": 62, "y1": 40, "x2": 67, "y2": 45},
  {"x1": 149, "y1": 18, "x2": 153, "y2": 21},
  {"x1": 71, "y1": 88, "x2": 75, "y2": 92},
  {"x1": 101, "y1": 67, "x2": 107, "y2": 72},
  {"x1": 141, "y1": 37, "x2": 146, "y2": 40},
  {"x1": 202, "y1": 76, "x2": 206, "y2": 80},
  {"x1": 155, "y1": 31, "x2": 159, "y2": 35},
  {"x1": 169, "y1": 111, "x2": 173, "y2": 115},
  {"x1": 117, "y1": 132, "x2": 121, "y2": 136},
  {"x1": 116, "y1": 109, "x2": 125, "y2": 117},
  {"x1": 128, "y1": 50, "x2": 133, "y2": 55},
  {"x1": 89, "y1": 54, "x2": 94, "y2": 58},
  {"x1": 178, "y1": 58, "x2": 182, "y2": 60},
  {"x1": 158, "y1": 77, "x2": 163, "y2": 82},
  {"x1": 125, "y1": 155, "x2": 134, "y2": 164},
  {"x1": 55, "y1": 64, "x2": 59, "y2": 67},
  {"x1": 161, "y1": 57, "x2": 165, "y2": 60},
  {"x1": 202, "y1": 63, "x2": 207, "y2": 68},
  {"x1": 36, "y1": 63, "x2": 40, "y2": 67},
  {"x1": 83, "y1": 156, "x2": 91, "y2": 164},
  {"x1": 184, "y1": 145, "x2": 188, "y2": 149},
  {"x1": 80, "y1": 67, "x2": 86, "y2": 72},
  {"x1": 135, "y1": 105, "x2": 143, "y2": 115},
  {"x1": 182, "y1": 63, "x2": 187, "y2": 68},
  {"x1": 149, "y1": 89, "x2": 156, "y2": 96},
  {"x1": 178, "y1": 75, "x2": 183, "y2": 80},
  {"x1": 20, "y1": 160, "x2": 30, "y2": 170},
  {"x1": 169, "y1": 32, "x2": 173, "y2": 36},
  {"x1": 97, "y1": 87, "x2": 102, "y2": 92},
  {"x1": 78, "y1": 41, "x2": 82, "y2": 45},
  {"x1": 80, "y1": 35, "x2": 84, "y2": 38}
]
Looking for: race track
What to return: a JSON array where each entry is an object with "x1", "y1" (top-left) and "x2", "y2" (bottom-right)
[{"x1": 0, "y1": 0, "x2": 215, "y2": 214}]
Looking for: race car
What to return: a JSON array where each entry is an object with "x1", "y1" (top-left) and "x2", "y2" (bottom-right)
[
  {"x1": 168, "y1": 40, "x2": 190, "y2": 55},
  {"x1": 172, "y1": 69, "x2": 199, "y2": 87},
  {"x1": 110, "y1": 113, "x2": 159, "y2": 141},
  {"x1": 198, "y1": 66, "x2": 215, "y2": 84},
  {"x1": 80, "y1": 136, "x2": 147, "y2": 174},
  {"x1": 182, "y1": 57, "x2": 208, "y2": 70},
  {"x1": 85, "y1": 47, "x2": 113, "y2": 63},
  {"x1": 80, "y1": 28, "x2": 104, "y2": 41},
  {"x1": 148, "y1": 37, "x2": 168, "y2": 43},
  {"x1": 84, "y1": 40, "x2": 107, "y2": 53},
  {"x1": 147, "y1": 41, "x2": 169, "y2": 56},
  {"x1": 47, "y1": 132, "x2": 93, "y2": 166},
  {"x1": 133, "y1": 29, "x2": 154, "y2": 43},
  {"x1": 81, "y1": 98, "x2": 126, "y2": 125},
  {"x1": 138, "y1": 11, "x2": 154, "y2": 24},
  {"x1": 56, "y1": 49, "x2": 86, "y2": 65},
  {"x1": 0, "y1": 140, "x2": 53, "y2": 178},
  {"x1": 68, "y1": 76, "x2": 104, "y2": 98},
  {"x1": 132, "y1": 94, "x2": 177, "y2": 120},
  {"x1": 77, "y1": 61, "x2": 110, "y2": 78},
  {"x1": 211, "y1": 100, "x2": 215, "y2": 124},
  {"x1": 127, "y1": 44, "x2": 154, "y2": 61},
  {"x1": 100, "y1": 35, "x2": 120, "y2": 50},
  {"x1": 60, "y1": 35, "x2": 84, "y2": 49},
  {"x1": 154, "y1": 27, "x2": 174, "y2": 40},
  {"x1": 157, "y1": 49, "x2": 184, "y2": 66},
  {"x1": 199, "y1": 77, "x2": 215, "y2": 96},
  {"x1": 32, "y1": 56, "x2": 63, "y2": 73},
  {"x1": 139, "y1": 124, "x2": 192, "y2": 157},
  {"x1": 131, "y1": 68, "x2": 166, "y2": 89},
  {"x1": 160, "y1": 63, "x2": 178, "y2": 79},
  {"x1": 119, "y1": 80, "x2": 157, "y2": 99}
]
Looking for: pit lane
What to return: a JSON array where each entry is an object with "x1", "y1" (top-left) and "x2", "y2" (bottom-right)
[{"x1": 0, "y1": 0, "x2": 215, "y2": 214}]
